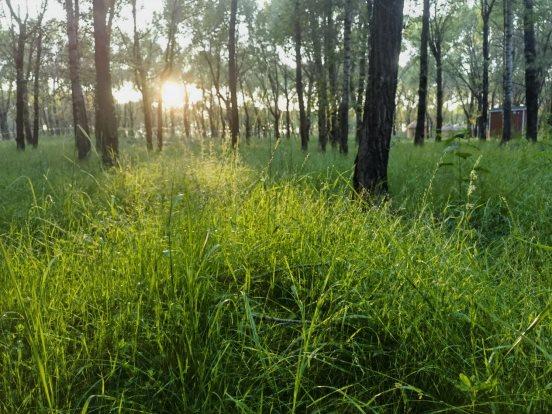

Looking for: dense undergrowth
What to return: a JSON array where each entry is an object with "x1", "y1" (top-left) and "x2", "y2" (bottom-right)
[{"x1": 0, "y1": 135, "x2": 551, "y2": 413}]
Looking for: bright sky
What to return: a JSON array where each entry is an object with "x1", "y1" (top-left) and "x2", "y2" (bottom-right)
[
  {"x1": 2, "y1": 0, "x2": 426, "y2": 26},
  {"x1": 0, "y1": 0, "x2": 163, "y2": 31}
]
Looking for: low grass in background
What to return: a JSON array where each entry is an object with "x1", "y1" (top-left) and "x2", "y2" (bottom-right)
[{"x1": 0, "y1": 135, "x2": 551, "y2": 413}]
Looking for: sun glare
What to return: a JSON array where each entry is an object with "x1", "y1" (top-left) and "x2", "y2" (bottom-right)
[{"x1": 162, "y1": 81, "x2": 203, "y2": 109}]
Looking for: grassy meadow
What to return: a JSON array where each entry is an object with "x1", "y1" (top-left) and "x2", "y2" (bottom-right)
[{"x1": 0, "y1": 134, "x2": 551, "y2": 413}]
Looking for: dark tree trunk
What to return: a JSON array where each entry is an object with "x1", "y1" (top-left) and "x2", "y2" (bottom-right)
[
  {"x1": 294, "y1": 0, "x2": 308, "y2": 151},
  {"x1": 478, "y1": 0, "x2": 495, "y2": 140},
  {"x1": 353, "y1": 0, "x2": 404, "y2": 195},
  {"x1": 157, "y1": 91, "x2": 164, "y2": 150},
  {"x1": 355, "y1": 0, "x2": 372, "y2": 145},
  {"x1": 502, "y1": 0, "x2": 513, "y2": 143},
  {"x1": 414, "y1": 0, "x2": 430, "y2": 145},
  {"x1": 66, "y1": 0, "x2": 91, "y2": 158},
  {"x1": 283, "y1": 69, "x2": 291, "y2": 140},
  {"x1": 523, "y1": 0, "x2": 539, "y2": 142},
  {"x1": 183, "y1": 90, "x2": 191, "y2": 140},
  {"x1": 31, "y1": 29, "x2": 43, "y2": 148},
  {"x1": 324, "y1": 0, "x2": 338, "y2": 147},
  {"x1": 228, "y1": 0, "x2": 240, "y2": 148},
  {"x1": 170, "y1": 108, "x2": 176, "y2": 137},
  {"x1": 93, "y1": 0, "x2": 119, "y2": 165},
  {"x1": 338, "y1": 0, "x2": 353, "y2": 154},
  {"x1": 24, "y1": 38, "x2": 33, "y2": 147},
  {"x1": 430, "y1": 32, "x2": 444, "y2": 142},
  {"x1": 310, "y1": 10, "x2": 328, "y2": 151},
  {"x1": 0, "y1": 87, "x2": 10, "y2": 140},
  {"x1": 14, "y1": 23, "x2": 27, "y2": 150},
  {"x1": 435, "y1": 53, "x2": 443, "y2": 142},
  {"x1": 131, "y1": 0, "x2": 153, "y2": 151},
  {"x1": 128, "y1": 102, "x2": 135, "y2": 137}
]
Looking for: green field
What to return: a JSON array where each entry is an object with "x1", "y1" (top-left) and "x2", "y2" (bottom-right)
[{"x1": 1, "y1": 136, "x2": 551, "y2": 413}]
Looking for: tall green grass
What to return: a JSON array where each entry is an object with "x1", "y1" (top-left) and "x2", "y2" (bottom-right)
[{"x1": 0, "y1": 136, "x2": 550, "y2": 413}]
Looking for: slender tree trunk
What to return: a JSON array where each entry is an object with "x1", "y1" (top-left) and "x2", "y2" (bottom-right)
[
  {"x1": 478, "y1": 1, "x2": 494, "y2": 140},
  {"x1": 353, "y1": 0, "x2": 404, "y2": 195},
  {"x1": 128, "y1": 102, "x2": 135, "y2": 137},
  {"x1": 414, "y1": 0, "x2": 430, "y2": 145},
  {"x1": 355, "y1": 0, "x2": 372, "y2": 145},
  {"x1": 183, "y1": 90, "x2": 191, "y2": 139},
  {"x1": 284, "y1": 70, "x2": 291, "y2": 139},
  {"x1": 32, "y1": 29, "x2": 43, "y2": 148},
  {"x1": 324, "y1": 0, "x2": 338, "y2": 147},
  {"x1": 14, "y1": 25, "x2": 27, "y2": 150},
  {"x1": 294, "y1": 0, "x2": 308, "y2": 151},
  {"x1": 502, "y1": 0, "x2": 513, "y2": 143},
  {"x1": 228, "y1": 0, "x2": 240, "y2": 148},
  {"x1": 93, "y1": 0, "x2": 119, "y2": 165},
  {"x1": 310, "y1": 10, "x2": 328, "y2": 151},
  {"x1": 157, "y1": 89, "x2": 164, "y2": 150},
  {"x1": 24, "y1": 41, "x2": 33, "y2": 146},
  {"x1": 66, "y1": 0, "x2": 90, "y2": 157},
  {"x1": 523, "y1": 0, "x2": 539, "y2": 141},
  {"x1": 131, "y1": 0, "x2": 153, "y2": 151},
  {"x1": 338, "y1": 0, "x2": 353, "y2": 154},
  {"x1": 434, "y1": 50, "x2": 443, "y2": 142}
]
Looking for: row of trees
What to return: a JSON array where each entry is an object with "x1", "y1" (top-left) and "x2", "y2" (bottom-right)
[{"x1": 0, "y1": 0, "x2": 551, "y2": 192}]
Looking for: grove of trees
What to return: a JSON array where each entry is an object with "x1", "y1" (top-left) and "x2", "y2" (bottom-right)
[{"x1": 1, "y1": 0, "x2": 551, "y2": 192}]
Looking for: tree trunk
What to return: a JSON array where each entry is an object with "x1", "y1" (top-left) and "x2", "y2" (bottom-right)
[
  {"x1": 353, "y1": 0, "x2": 404, "y2": 195},
  {"x1": 284, "y1": 69, "x2": 292, "y2": 140},
  {"x1": 523, "y1": 0, "x2": 539, "y2": 142},
  {"x1": 502, "y1": 0, "x2": 513, "y2": 143},
  {"x1": 14, "y1": 24, "x2": 27, "y2": 150},
  {"x1": 414, "y1": 0, "x2": 430, "y2": 145},
  {"x1": 338, "y1": 0, "x2": 353, "y2": 154},
  {"x1": 31, "y1": 29, "x2": 43, "y2": 148},
  {"x1": 294, "y1": 0, "x2": 308, "y2": 151},
  {"x1": 228, "y1": 0, "x2": 240, "y2": 148},
  {"x1": 24, "y1": 39, "x2": 33, "y2": 146},
  {"x1": 93, "y1": 0, "x2": 119, "y2": 165},
  {"x1": 310, "y1": 10, "x2": 328, "y2": 151},
  {"x1": 324, "y1": 0, "x2": 338, "y2": 147},
  {"x1": 478, "y1": 0, "x2": 494, "y2": 140},
  {"x1": 131, "y1": 0, "x2": 153, "y2": 151},
  {"x1": 66, "y1": 1, "x2": 91, "y2": 158},
  {"x1": 355, "y1": 0, "x2": 372, "y2": 145}
]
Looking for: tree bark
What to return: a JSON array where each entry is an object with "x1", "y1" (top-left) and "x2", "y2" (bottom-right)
[
  {"x1": 14, "y1": 22, "x2": 28, "y2": 150},
  {"x1": 502, "y1": 0, "x2": 513, "y2": 143},
  {"x1": 294, "y1": 0, "x2": 308, "y2": 151},
  {"x1": 324, "y1": 0, "x2": 338, "y2": 147},
  {"x1": 65, "y1": 0, "x2": 91, "y2": 158},
  {"x1": 228, "y1": 0, "x2": 240, "y2": 148},
  {"x1": 353, "y1": 0, "x2": 404, "y2": 195},
  {"x1": 31, "y1": 28, "x2": 43, "y2": 148},
  {"x1": 523, "y1": 0, "x2": 539, "y2": 142},
  {"x1": 478, "y1": 0, "x2": 495, "y2": 140},
  {"x1": 310, "y1": 10, "x2": 328, "y2": 151},
  {"x1": 93, "y1": 0, "x2": 119, "y2": 165},
  {"x1": 131, "y1": 0, "x2": 153, "y2": 151},
  {"x1": 355, "y1": 0, "x2": 372, "y2": 145},
  {"x1": 414, "y1": 0, "x2": 430, "y2": 145},
  {"x1": 338, "y1": 0, "x2": 353, "y2": 154}
]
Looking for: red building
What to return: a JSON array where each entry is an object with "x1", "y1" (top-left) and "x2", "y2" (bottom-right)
[{"x1": 488, "y1": 107, "x2": 527, "y2": 138}]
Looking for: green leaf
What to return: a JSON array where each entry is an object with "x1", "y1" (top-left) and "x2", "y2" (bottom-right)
[
  {"x1": 438, "y1": 162, "x2": 454, "y2": 169},
  {"x1": 459, "y1": 373, "x2": 472, "y2": 388}
]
